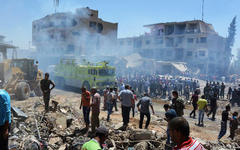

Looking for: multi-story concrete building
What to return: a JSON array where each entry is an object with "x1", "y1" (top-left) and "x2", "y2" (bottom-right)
[
  {"x1": 118, "y1": 20, "x2": 226, "y2": 75},
  {"x1": 32, "y1": 7, "x2": 118, "y2": 70}
]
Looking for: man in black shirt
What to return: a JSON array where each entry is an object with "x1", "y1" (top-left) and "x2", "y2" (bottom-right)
[
  {"x1": 218, "y1": 105, "x2": 231, "y2": 140},
  {"x1": 40, "y1": 73, "x2": 55, "y2": 112},
  {"x1": 189, "y1": 91, "x2": 199, "y2": 118},
  {"x1": 207, "y1": 93, "x2": 217, "y2": 120}
]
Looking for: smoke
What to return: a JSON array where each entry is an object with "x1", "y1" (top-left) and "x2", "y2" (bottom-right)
[{"x1": 31, "y1": 7, "x2": 118, "y2": 72}]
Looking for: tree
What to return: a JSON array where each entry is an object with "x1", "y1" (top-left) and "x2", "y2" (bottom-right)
[{"x1": 225, "y1": 16, "x2": 237, "y2": 75}]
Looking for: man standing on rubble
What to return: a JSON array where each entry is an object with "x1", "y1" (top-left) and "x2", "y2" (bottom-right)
[
  {"x1": 40, "y1": 73, "x2": 55, "y2": 112},
  {"x1": 80, "y1": 87, "x2": 91, "y2": 129},
  {"x1": 118, "y1": 84, "x2": 134, "y2": 130},
  {"x1": 137, "y1": 93, "x2": 155, "y2": 129},
  {"x1": 90, "y1": 87, "x2": 101, "y2": 133},
  {"x1": 171, "y1": 91, "x2": 185, "y2": 117},
  {"x1": 218, "y1": 105, "x2": 231, "y2": 140},
  {"x1": 0, "y1": 90, "x2": 11, "y2": 150},
  {"x1": 168, "y1": 117, "x2": 206, "y2": 150}
]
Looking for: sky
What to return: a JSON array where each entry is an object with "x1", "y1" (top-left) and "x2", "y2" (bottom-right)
[{"x1": 0, "y1": 0, "x2": 240, "y2": 55}]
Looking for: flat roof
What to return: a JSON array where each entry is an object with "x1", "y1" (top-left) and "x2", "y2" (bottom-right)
[
  {"x1": 0, "y1": 43, "x2": 17, "y2": 48},
  {"x1": 144, "y1": 20, "x2": 211, "y2": 28}
]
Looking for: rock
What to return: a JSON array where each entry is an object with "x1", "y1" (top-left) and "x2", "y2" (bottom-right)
[
  {"x1": 130, "y1": 129, "x2": 155, "y2": 141},
  {"x1": 134, "y1": 141, "x2": 148, "y2": 150},
  {"x1": 11, "y1": 106, "x2": 28, "y2": 121}
]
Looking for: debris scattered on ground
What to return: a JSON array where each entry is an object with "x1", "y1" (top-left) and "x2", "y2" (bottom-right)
[{"x1": 9, "y1": 97, "x2": 240, "y2": 150}]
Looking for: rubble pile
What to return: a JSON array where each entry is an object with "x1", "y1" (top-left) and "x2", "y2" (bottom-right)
[{"x1": 8, "y1": 99, "x2": 240, "y2": 150}]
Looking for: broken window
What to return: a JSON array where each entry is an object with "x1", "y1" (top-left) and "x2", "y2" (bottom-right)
[
  {"x1": 165, "y1": 25, "x2": 174, "y2": 35},
  {"x1": 186, "y1": 51, "x2": 193, "y2": 56},
  {"x1": 97, "y1": 23, "x2": 103, "y2": 33},
  {"x1": 89, "y1": 21, "x2": 97, "y2": 30},
  {"x1": 199, "y1": 51, "x2": 205, "y2": 56},
  {"x1": 187, "y1": 38, "x2": 194, "y2": 43},
  {"x1": 157, "y1": 29, "x2": 164, "y2": 36},
  {"x1": 72, "y1": 19, "x2": 77, "y2": 26},
  {"x1": 166, "y1": 37, "x2": 174, "y2": 47},
  {"x1": 200, "y1": 37, "x2": 207, "y2": 43},
  {"x1": 175, "y1": 24, "x2": 186, "y2": 34},
  {"x1": 187, "y1": 23, "x2": 198, "y2": 33}
]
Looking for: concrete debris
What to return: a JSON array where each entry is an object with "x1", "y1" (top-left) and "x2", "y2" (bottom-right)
[
  {"x1": 9, "y1": 99, "x2": 240, "y2": 150},
  {"x1": 11, "y1": 106, "x2": 28, "y2": 121}
]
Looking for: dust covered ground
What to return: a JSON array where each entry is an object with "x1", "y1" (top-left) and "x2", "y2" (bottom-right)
[{"x1": 10, "y1": 88, "x2": 240, "y2": 149}]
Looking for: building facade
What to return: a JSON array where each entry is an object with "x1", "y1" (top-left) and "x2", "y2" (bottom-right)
[
  {"x1": 118, "y1": 20, "x2": 227, "y2": 76},
  {"x1": 32, "y1": 7, "x2": 118, "y2": 70}
]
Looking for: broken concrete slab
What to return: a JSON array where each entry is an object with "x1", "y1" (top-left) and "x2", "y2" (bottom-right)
[{"x1": 11, "y1": 106, "x2": 28, "y2": 121}]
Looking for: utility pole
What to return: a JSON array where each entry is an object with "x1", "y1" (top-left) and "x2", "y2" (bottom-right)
[
  {"x1": 53, "y1": 0, "x2": 59, "y2": 13},
  {"x1": 201, "y1": 0, "x2": 205, "y2": 21}
]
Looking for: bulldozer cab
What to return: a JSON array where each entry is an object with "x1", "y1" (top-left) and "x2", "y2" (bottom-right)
[{"x1": 10, "y1": 59, "x2": 36, "y2": 81}]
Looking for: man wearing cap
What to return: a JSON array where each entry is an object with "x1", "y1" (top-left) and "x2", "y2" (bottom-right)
[
  {"x1": 82, "y1": 126, "x2": 109, "y2": 150},
  {"x1": 163, "y1": 104, "x2": 177, "y2": 144},
  {"x1": 0, "y1": 90, "x2": 11, "y2": 150}
]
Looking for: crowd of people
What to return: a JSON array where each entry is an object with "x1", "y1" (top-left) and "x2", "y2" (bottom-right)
[
  {"x1": 118, "y1": 75, "x2": 200, "y2": 100},
  {"x1": 1, "y1": 72, "x2": 240, "y2": 150}
]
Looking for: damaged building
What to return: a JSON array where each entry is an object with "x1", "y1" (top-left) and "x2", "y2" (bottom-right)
[
  {"x1": 32, "y1": 7, "x2": 118, "y2": 70},
  {"x1": 118, "y1": 20, "x2": 227, "y2": 76}
]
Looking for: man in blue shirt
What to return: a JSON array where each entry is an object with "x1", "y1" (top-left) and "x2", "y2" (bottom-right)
[
  {"x1": 137, "y1": 93, "x2": 155, "y2": 129},
  {"x1": 0, "y1": 90, "x2": 11, "y2": 150},
  {"x1": 164, "y1": 104, "x2": 177, "y2": 144}
]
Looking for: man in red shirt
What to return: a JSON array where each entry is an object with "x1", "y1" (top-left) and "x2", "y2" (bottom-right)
[
  {"x1": 80, "y1": 87, "x2": 91, "y2": 129},
  {"x1": 168, "y1": 117, "x2": 205, "y2": 150}
]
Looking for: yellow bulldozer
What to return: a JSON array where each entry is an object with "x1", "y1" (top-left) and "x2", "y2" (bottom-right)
[{"x1": 0, "y1": 44, "x2": 43, "y2": 100}]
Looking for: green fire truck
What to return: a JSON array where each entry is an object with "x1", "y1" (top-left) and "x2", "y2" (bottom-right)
[{"x1": 53, "y1": 59, "x2": 116, "y2": 91}]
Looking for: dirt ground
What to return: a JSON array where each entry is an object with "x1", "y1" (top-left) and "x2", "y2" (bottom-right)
[{"x1": 11, "y1": 88, "x2": 240, "y2": 144}]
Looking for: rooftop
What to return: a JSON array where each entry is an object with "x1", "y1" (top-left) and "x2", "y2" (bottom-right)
[{"x1": 144, "y1": 20, "x2": 211, "y2": 28}]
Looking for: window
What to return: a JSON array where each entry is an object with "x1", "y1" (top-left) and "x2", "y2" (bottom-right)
[
  {"x1": 166, "y1": 37, "x2": 174, "y2": 47},
  {"x1": 187, "y1": 38, "x2": 194, "y2": 43},
  {"x1": 128, "y1": 41, "x2": 132, "y2": 46},
  {"x1": 186, "y1": 51, "x2": 193, "y2": 56},
  {"x1": 199, "y1": 51, "x2": 205, "y2": 56},
  {"x1": 72, "y1": 19, "x2": 77, "y2": 26},
  {"x1": 134, "y1": 40, "x2": 142, "y2": 48},
  {"x1": 200, "y1": 37, "x2": 207, "y2": 43},
  {"x1": 145, "y1": 40, "x2": 151, "y2": 45},
  {"x1": 99, "y1": 69, "x2": 115, "y2": 76},
  {"x1": 119, "y1": 41, "x2": 124, "y2": 45},
  {"x1": 89, "y1": 21, "x2": 97, "y2": 29},
  {"x1": 72, "y1": 32, "x2": 80, "y2": 36},
  {"x1": 97, "y1": 23, "x2": 103, "y2": 33},
  {"x1": 155, "y1": 38, "x2": 163, "y2": 45},
  {"x1": 177, "y1": 37, "x2": 184, "y2": 44}
]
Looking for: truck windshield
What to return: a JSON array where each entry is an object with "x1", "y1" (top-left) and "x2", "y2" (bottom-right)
[{"x1": 99, "y1": 69, "x2": 115, "y2": 76}]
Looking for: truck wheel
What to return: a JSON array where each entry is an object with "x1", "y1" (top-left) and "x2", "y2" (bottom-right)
[
  {"x1": 82, "y1": 81, "x2": 90, "y2": 91},
  {"x1": 16, "y1": 82, "x2": 30, "y2": 100},
  {"x1": 34, "y1": 83, "x2": 42, "y2": 97}
]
